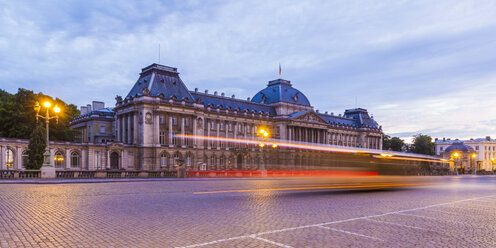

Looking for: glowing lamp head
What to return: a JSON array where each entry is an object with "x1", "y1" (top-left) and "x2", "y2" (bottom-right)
[
  {"x1": 272, "y1": 144, "x2": 277, "y2": 148},
  {"x1": 53, "y1": 105, "x2": 60, "y2": 113},
  {"x1": 453, "y1": 152, "x2": 459, "y2": 158},
  {"x1": 43, "y1": 101, "x2": 51, "y2": 108},
  {"x1": 259, "y1": 129, "x2": 265, "y2": 134},
  {"x1": 263, "y1": 132, "x2": 268, "y2": 137},
  {"x1": 492, "y1": 158, "x2": 495, "y2": 161},
  {"x1": 472, "y1": 154, "x2": 476, "y2": 158},
  {"x1": 259, "y1": 143, "x2": 265, "y2": 147}
]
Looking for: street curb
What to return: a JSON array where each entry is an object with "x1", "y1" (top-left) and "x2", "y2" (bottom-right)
[{"x1": 0, "y1": 177, "x2": 298, "y2": 184}]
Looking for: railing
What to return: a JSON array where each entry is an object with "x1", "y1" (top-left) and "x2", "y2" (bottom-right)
[{"x1": 0, "y1": 170, "x2": 41, "y2": 179}]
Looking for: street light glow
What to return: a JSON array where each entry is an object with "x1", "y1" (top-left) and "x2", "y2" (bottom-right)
[
  {"x1": 259, "y1": 129, "x2": 265, "y2": 134},
  {"x1": 53, "y1": 105, "x2": 60, "y2": 113},
  {"x1": 472, "y1": 154, "x2": 476, "y2": 158},
  {"x1": 453, "y1": 152, "x2": 459, "y2": 158},
  {"x1": 272, "y1": 144, "x2": 277, "y2": 148},
  {"x1": 263, "y1": 132, "x2": 268, "y2": 137},
  {"x1": 43, "y1": 101, "x2": 51, "y2": 108},
  {"x1": 259, "y1": 143, "x2": 265, "y2": 147}
]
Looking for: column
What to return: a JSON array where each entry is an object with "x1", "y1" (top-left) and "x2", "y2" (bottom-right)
[
  {"x1": 193, "y1": 117, "x2": 197, "y2": 147},
  {"x1": 168, "y1": 115, "x2": 173, "y2": 146},
  {"x1": 116, "y1": 115, "x2": 120, "y2": 143},
  {"x1": 133, "y1": 113, "x2": 138, "y2": 144},
  {"x1": 106, "y1": 150, "x2": 110, "y2": 169},
  {"x1": 127, "y1": 114, "x2": 132, "y2": 145},
  {"x1": 288, "y1": 126, "x2": 292, "y2": 142},
  {"x1": 154, "y1": 112, "x2": 159, "y2": 146},
  {"x1": 181, "y1": 115, "x2": 185, "y2": 147},
  {"x1": 207, "y1": 119, "x2": 211, "y2": 149},
  {"x1": 216, "y1": 120, "x2": 220, "y2": 149}
]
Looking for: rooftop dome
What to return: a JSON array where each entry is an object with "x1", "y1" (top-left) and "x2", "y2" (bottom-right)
[
  {"x1": 251, "y1": 79, "x2": 311, "y2": 106},
  {"x1": 445, "y1": 142, "x2": 474, "y2": 153}
]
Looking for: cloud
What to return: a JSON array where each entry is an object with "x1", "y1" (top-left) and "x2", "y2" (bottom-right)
[{"x1": 1, "y1": 0, "x2": 496, "y2": 141}]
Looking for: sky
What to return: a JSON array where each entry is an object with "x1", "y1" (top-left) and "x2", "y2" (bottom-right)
[{"x1": 1, "y1": 0, "x2": 496, "y2": 143}]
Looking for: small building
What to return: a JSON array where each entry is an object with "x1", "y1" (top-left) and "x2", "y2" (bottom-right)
[
  {"x1": 435, "y1": 136, "x2": 496, "y2": 172},
  {"x1": 441, "y1": 142, "x2": 476, "y2": 173}
]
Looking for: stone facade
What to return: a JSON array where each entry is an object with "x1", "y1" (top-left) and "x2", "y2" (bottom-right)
[
  {"x1": 435, "y1": 137, "x2": 496, "y2": 171},
  {"x1": 1, "y1": 63, "x2": 383, "y2": 171}
]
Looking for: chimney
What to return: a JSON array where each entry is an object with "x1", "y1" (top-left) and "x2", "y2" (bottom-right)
[
  {"x1": 443, "y1": 137, "x2": 446, "y2": 141},
  {"x1": 221, "y1": 92, "x2": 225, "y2": 97},
  {"x1": 92, "y1": 101, "x2": 104, "y2": 110},
  {"x1": 205, "y1": 90, "x2": 208, "y2": 94},
  {"x1": 195, "y1": 88, "x2": 198, "y2": 92},
  {"x1": 214, "y1": 91, "x2": 218, "y2": 96},
  {"x1": 231, "y1": 94, "x2": 235, "y2": 98},
  {"x1": 435, "y1": 138, "x2": 438, "y2": 141},
  {"x1": 487, "y1": 136, "x2": 491, "y2": 141},
  {"x1": 247, "y1": 97, "x2": 251, "y2": 101},
  {"x1": 316, "y1": 110, "x2": 319, "y2": 113},
  {"x1": 325, "y1": 111, "x2": 328, "y2": 114}
]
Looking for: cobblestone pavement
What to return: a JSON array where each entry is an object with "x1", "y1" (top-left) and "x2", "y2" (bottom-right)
[{"x1": 1, "y1": 176, "x2": 496, "y2": 247}]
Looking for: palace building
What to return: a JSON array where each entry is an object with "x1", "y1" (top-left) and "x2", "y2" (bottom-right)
[{"x1": 0, "y1": 63, "x2": 383, "y2": 171}]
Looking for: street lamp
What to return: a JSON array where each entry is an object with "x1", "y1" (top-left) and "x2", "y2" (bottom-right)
[
  {"x1": 452, "y1": 152, "x2": 459, "y2": 175},
  {"x1": 34, "y1": 101, "x2": 60, "y2": 168},
  {"x1": 471, "y1": 153, "x2": 477, "y2": 175},
  {"x1": 6, "y1": 144, "x2": 13, "y2": 170},
  {"x1": 491, "y1": 158, "x2": 495, "y2": 175}
]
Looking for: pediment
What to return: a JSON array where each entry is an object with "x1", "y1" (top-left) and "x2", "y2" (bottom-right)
[{"x1": 292, "y1": 111, "x2": 329, "y2": 125}]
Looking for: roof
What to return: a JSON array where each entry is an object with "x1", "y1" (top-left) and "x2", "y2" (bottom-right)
[
  {"x1": 343, "y1": 108, "x2": 379, "y2": 128},
  {"x1": 191, "y1": 92, "x2": 276, "y2": 115},
  {"x1": 251, "y1": 79, "x2": 311, "y2": 106},
  {"x1": 319, "y1": 113, "x2": 358, "y2": 127},
  {"x1": 445, "y1": 142, "x2": 474, "y2": 153},
  {"x1": 125, "y1": 64, "x2": 194, "y2": 101}
]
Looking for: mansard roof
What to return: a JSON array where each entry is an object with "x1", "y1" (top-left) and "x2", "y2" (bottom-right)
[
  {"x1": 343, "y1": 108, "x2": 379, "y2": 128},
  {"x1": 251, "y1": 79, "x2": 311, "y2": 106},
  {"x1": 191, "y1": 92, "x2": 276, "y2": 115},
  {"x1": 125, "y1": 64, "x2": 194, "y2": 101},
  {"x1": 318, "y1": 113, "x2": 359, "y2": 127}
]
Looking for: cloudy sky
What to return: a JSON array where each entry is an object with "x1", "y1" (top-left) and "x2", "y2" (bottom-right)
[{"x1": 1, "y1": 0, "x2": 496, "y2": 142}]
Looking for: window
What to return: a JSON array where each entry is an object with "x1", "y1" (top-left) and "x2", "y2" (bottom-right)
[
  {"x1": 210, "y1": 121, "x2": 215, "y2": 130},
  {"x1": 476, "y1": 146, "x2": 479, "y2": 150},
  {"x1": 5, "y1": 148, "x2": 14, "y2": 169},
  {"x1": 184, "y1": 118, "x2": 189, "y2": 126},
  {"x1": 160, "y1": 153, "x2": 168, "y2": 168},
  {"x1": 159, "y1": 132, "x2": 166, "y2": 145},
  {"x1": 172, "y1": 116, "x2": 177, "y2": 125},
  {"x1": 54, "y1": 151, "x2": 64, "y2": 168},
  {"x1": 440, "y1": 147, "x2": 444, "y2": 151},
  {"x1": 220, "y1": 122, "x2": 224, "y2": 130},
  {"x1": 228, "y1": 123, "x2": 232, "y2": 131},
  {"x1": 22, "y1": 150, "x2": 28, "y2": 169},
  {"x1": 238, "y1": 125, "x2": 242, "y2": 132},
  {"x1": 247, "y1": 126, "x2": 251, "y2": 133},
  {"x1": 171, "y1": 133, "x2": 177, "y2": 145},
  {"x1": 71, "y1": 152, "x2": 80, "y2": 168},
  {"x1": 159, "y1": 115, "x2": 165, "y2": 124},
  {"x1": 100, "y1": 126, "x2": 105, "y2": 133}
]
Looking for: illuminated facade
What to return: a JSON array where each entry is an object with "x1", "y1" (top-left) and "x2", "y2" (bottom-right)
[
  {"x1": 0, "y1": 63, "x2": 383, "y2": 171},
  {"x1": 435, "y1": 137, "x2": 496, "y2": 171}
]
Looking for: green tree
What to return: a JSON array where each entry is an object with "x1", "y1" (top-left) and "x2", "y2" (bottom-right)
[
  {"x1": 27, "y1": 124, "x2": 46, "y2": 169},
  {"x1": 382, "y1": 135, "x2": 391, "y2": 150},
  {"x1": 0, "y1": 88, "x2": 80, "y2": 141},
  {"x1": 411, "y1": 134, "x2": 435, "y2": 155},
  {"x1": 390, "y1": 137, "x2": 405, "y2": 152}
]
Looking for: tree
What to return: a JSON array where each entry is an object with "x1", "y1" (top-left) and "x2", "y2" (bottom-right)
[
  {"x1": 411, "y1": 134, "x2": 435, "y2": 155},
  {"x1": 390, "y1": 137, "x2": 405, "y2": 152},
  {"x1": 382, "y1": 135, "x2": 391, "y2": 150},
  {"x1": 27, "y1": 124, "x2": 46, "y2": 169},
  {"x1": 0, "y1": 88, "x2": 80, "y2": 141}
]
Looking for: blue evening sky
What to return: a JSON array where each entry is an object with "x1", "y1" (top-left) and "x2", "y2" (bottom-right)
[{"x1": 1, "y1": 0, "x2": 496, "y2": 142}]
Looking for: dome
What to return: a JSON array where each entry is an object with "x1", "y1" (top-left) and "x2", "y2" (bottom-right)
[
  {"x1": 251, "y1": 79, "x2": 311, "y2": 106},
  {"x1": 445, "y1": 142, "x2": 474, "y2": 153}
]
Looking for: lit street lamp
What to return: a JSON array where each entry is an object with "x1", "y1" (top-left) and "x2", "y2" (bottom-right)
[
  {"x1": 471, "y1": 153, "x2": 477, "y2": 175},
  {"x1": 6, "y1": 144, "x2": 13, "y2": 170},
  {"x1": 34, "y1": 101, "x2": 60, "y2": 168},
  {"x1": 452, "y1": 152, "x2": 459, "y2": 175}
]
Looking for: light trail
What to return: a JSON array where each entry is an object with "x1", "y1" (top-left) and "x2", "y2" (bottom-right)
[
  {"x1": 177, "y1": 134, "x2": 449, "y2": 164},
  {"x1": 193, "y1": 183, "x2": 418, "y2": 194}
]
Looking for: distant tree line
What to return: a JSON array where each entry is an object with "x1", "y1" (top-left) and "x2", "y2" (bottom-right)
[{"x1": 383, "y1": 134, "x2": 435, "y2": 155}]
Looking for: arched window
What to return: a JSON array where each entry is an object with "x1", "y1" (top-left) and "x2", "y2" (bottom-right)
[
  {"x1": 160, "y1": 152, "x2": 169, "y2": 168},
  {"x1": 21, "y1": 150, "x2": 29, "y2": 169},
  {"x1": 71, "y1": 151, "x2": 80, "y2": 168},
  {"x1": 186, "y1": 154, "x2": 192, "y2": 167},
  {"x1": 5, "y1": 148, "x2": 14, "y2": 169},
  {"x1": 219, "y1": 155, "x2": 226, "y2": 169},
  {"x1": 54, "y1": 151, "x2": 64, "y2": 168},
  {"x1": 210, "y1": 155, "x2": 217, "y2": 169}
]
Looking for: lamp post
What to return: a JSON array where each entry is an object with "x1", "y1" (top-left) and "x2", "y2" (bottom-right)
[
  {"x1": 491, "y1": 158, "x2": 495, "y2": 175},
  {"x1": 34, "y1": 101, "x2": 60, "y2": 170},
  {"x1": 257, "y1": 128, "x2": 271, "y2": 170},
  {"x1": 471, "y1": 153, "x2": 477, "y2": 175},
  {"x1": 452, "y1": 152, "x2": 459, "y2": 175}
]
